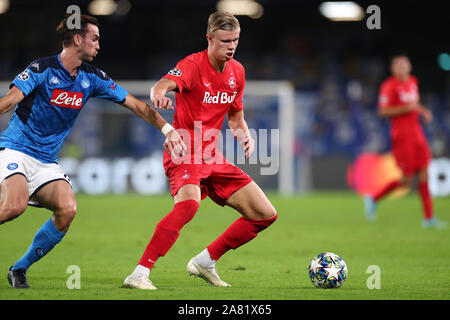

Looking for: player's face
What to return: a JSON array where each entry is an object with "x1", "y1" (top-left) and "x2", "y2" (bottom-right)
[
  {"x1": 207, "y1": 28, "x2": 240, "y2": 63},
  {"x1": 79, "y1": 24, "x2": 100, "y2": 62},
  {"x1": 391, "y1": 56, "x2": 412, "y2": 79}
]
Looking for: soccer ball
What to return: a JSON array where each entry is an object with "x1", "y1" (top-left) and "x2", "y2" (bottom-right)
[{"x1": 308, "y1": 252, "x2": 348, "y2": 288}]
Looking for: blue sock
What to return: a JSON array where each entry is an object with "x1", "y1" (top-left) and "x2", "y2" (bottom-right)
[{"x1": 12, "y1": 218, "x2": 66, "y2": 271}]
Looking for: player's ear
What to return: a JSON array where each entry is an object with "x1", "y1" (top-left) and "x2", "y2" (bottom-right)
[
  {"x1": 73, "y1": 34, "x2": 83, "y2": 47},
  {"x1": 206, "y1": 33, "x2": 213, "y2": 45}
]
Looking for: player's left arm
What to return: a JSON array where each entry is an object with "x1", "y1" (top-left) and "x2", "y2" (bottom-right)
[
  {"x1": 91, "y1": 69, "x2": 185, "y2": 156},
  {"x1": 227, "y1": 109, "x2": 255, "y2": 158},
  {"x1": 121, "y1": 94, "x2": 186, "y2": 157}
]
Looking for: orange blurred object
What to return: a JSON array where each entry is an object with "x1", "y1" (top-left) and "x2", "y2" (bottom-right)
[{"x1": 347, "y1": 153, "x2": 409, "y2": 198}]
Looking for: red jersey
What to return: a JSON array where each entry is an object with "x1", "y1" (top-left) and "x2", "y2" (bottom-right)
[
  {"x1": 163, "y1": 50, "x2": 245, "y2": 162},
  {"x1": 378, "y1": 75, "x2": 425, "y2": 142}
]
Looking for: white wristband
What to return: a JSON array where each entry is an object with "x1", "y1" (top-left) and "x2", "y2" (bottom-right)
[{"x1": 161, "y1": 123, "x2": 174, "y2": 136}]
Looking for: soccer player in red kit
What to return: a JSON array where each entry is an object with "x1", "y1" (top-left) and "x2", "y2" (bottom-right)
[
  {"x1": 363, "y1": 55, "x2": 446, "y2": 229},
  {"x1": 123, "y1": 12, "x2": 278, "y2": 290}
]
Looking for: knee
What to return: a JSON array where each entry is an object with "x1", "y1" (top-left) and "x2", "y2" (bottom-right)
[
  {"x1": 149, "y1": 202, "x2": 198, "y2": 258},
  {"x1": 0, "y1": 200, "x2": 28, "y2": 222},
  {"x1": 161, "y1": 199, "x2": 199, "y2": 230},
  {"x1": 263, "y1": 209, "x2": 278, "y2": 225},
  {"x1": 254, "y1": 206, "x2": 278, "y2": 221},
  {"x1": 55, "y1": 200, "x2": 77, "y2": 226},
  {"x1": 244, "y1": 209, "x2": 277, "y2": 234},
  {"x1": 271, "y1": 210, "x2": 278, "y2": 222}
]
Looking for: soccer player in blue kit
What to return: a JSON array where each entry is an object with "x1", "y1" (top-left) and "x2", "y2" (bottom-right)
[{"x1": 0, "y1": 14, "x2": 185, "y2": 288}]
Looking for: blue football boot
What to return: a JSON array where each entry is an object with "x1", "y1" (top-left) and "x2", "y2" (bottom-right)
[
  {"x1": 422, "y1": 217, "x2": 448, "y2": 229},
  {"x1": 363, "y1": 195, "x2": 377, "y2": 222}
]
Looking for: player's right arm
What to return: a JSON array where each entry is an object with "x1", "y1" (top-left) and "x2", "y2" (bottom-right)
[
  {"x1": 152, "y1": 58, "x2": 196, "y2": 110},
  {"x1": 150, "y1": 78, "x2": 177, "y2": 110},
  {"x1": 0, "y1": 86, "x2": 25, "y2": 115},
  {"x1": 1, "y1": 60, "x2": 44, "y2": 115}
]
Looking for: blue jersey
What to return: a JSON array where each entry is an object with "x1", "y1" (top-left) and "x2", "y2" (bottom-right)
[{"x1": 0, "y1": 55, "x2": 128, "y2": 163}]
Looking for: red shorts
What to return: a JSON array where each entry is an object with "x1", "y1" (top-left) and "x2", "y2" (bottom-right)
[
  {"x1": 391, "y1": 137, "x2": 431, "y2": 175},
  {"x1": 163, "y1": 151, "x2": 253, "y2": 206}
]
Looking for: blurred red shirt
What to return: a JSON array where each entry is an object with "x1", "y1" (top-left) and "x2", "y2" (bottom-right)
[
  {"x1": 378, "y1": 75, "x2": 426, "y2": 143},
  {"x1": 378, "y1": 75, "x2": 431, "y2": 174}
]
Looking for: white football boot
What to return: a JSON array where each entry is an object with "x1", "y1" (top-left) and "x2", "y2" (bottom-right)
[
  {"x1": 187, "y1": 258, "x2": 231, "y2": 287},
  {"x1": 122, "y1": 273, "x2": 157, "y2": 290}
]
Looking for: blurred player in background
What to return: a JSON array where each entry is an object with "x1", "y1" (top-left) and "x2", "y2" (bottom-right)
[
  {"x1": 0, "y1": 14, "x2": 184, "y2": 288},
  {"x1": 363, "y1": 54, "x2": 446, "y2": 229},
  {"x1": 123, "y1": 11, "x2": 278, "y2": 290}
]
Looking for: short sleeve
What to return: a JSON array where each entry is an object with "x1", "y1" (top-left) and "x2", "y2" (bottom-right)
[
  {"x1": 91, "y1": 69, "x2": 128, "y2": 103},
  {"x1": 162, "y1": 59, "x2": 196, "y2": 93},
  {"x1": 230, "y1": 68, "x2": 245, "y2": 112},
  {"x1": 11, "y1": 61, "x2": 45, "y2": 96},
  {"x1": 378, "y1": 81, "x2": 393, "y2": 110}
]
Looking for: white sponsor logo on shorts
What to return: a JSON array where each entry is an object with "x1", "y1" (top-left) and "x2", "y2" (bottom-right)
[
  {"x1": 182, "y1": 170, "x2": 190, "y2": 179},
  {"x1": 7, "y1": 163, "x2": 18, "y2": 170}
]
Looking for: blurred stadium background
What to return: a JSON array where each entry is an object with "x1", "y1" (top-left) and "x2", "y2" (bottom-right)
[{"x1": 0, "y1": 0, "x2": 449, "y2": 197}]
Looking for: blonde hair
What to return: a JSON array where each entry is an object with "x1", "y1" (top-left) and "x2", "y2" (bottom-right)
[{"x1": 207, "y1": 11, "x2": 240, "y2": 34}]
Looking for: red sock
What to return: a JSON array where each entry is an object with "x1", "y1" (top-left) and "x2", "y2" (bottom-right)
[
  {"x1": 207, "y1": 214, "x2": 278, "y2": 261},
  {"x1": 138, "y1": 200, "x2": 199, "y2": 270},
  {"x1": 373, "y1": 180, "x2": 401, "y2": 202},
  {"x1": 419, "y1": 181, "x2": 433, "y2": 219}
]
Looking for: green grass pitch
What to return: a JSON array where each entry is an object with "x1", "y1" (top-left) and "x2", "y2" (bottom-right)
[{"x1": 0, "y1": 192, "x2": 449, "y2": 300}]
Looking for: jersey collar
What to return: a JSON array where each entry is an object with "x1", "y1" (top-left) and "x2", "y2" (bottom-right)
[{"x1": 57, "y1": 54, "x2": 80, "y2": 82}]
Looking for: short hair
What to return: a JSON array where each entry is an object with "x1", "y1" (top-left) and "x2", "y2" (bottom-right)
[
  {"x1": 390, "y1": 53, "x2": 409, "y2": 64},
  {"x1": 56, "y1": 14, "x2": 99, "y2": 48},
  {"x1": 207, "y1": 11, "x2": 240, "y2": 34}
]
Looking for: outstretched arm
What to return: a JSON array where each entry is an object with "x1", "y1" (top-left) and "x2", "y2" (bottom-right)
[
  {"x1": 227, "y1": 109, "x2": 255, "y2": 159},
  {"x1": 121, "y1": 93, "x2": 186, "y2": 157},
  {"x1": 0, "y1": 86, "x2": 24, "y2": 115}
]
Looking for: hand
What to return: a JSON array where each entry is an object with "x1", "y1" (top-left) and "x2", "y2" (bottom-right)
[
  {"x1": 419, "y1": 105, "x2": 433, "y2": 124},
  {"x1": 240, "y1": 134, "x2": 255, "y2": 159},
  {"x1": 150, "y1": 87, "x2": 174, "y2": 110},
  {"x1": 163, "y1": 129, "x2": 187, "y2": 159}
]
